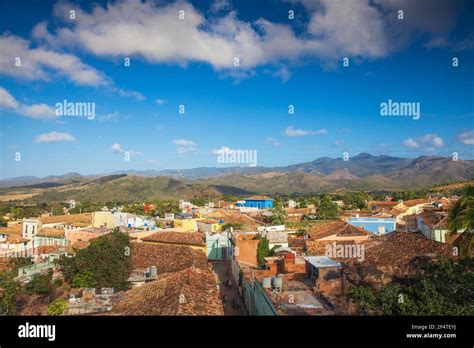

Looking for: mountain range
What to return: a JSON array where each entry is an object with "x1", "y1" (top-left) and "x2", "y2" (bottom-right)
[{"x1": 1, "y1": 153, "x2": 473, "y2": 202}]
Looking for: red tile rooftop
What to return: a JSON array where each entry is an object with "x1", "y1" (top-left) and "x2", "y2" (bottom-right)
[
  {"x1": 111, "y1": 267, "x2": 224, "y2": 316},
  {"x1": 142, "y1": 231, "x2": 206, "y2": 247}
]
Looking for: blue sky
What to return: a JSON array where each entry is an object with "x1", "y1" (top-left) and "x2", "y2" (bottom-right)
[{"x1": 0, "y1": 0, "x2": 473, "y2": 179}]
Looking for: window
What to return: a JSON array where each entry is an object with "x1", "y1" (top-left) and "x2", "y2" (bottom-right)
[{"x1": 221, "y1": 246, "x2": 228, "y2": 260}]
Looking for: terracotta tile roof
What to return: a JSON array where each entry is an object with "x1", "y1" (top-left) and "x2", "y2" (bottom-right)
[
  {"x1": 4, "y1": 234, "x2": 28, "y2": 244},
  {"x1": 111, "y1": 267, "x2": 224, "y2": 315},
  {"x1": 403, "y1": 199, "x2": 430, "y2": 207},
  {"x1": 247, "y1": 195, "x2": 273, "y2": 201},
  {"x1": 288, "y1": 236, "x2": 306, "y2": 249},
  {"x1": 197, "y1": 219, "x2": 220, "y2": 224},
  {"x1": 388, "y1": 206, "x2": 408, "y2": 215},
  {"x1": 40, "y1": 213, "x2": 92, "y2": 224},
  {"x1": 339, "y1": 210, "x2": 373, "y2": 218},
  {"x1": 306, "y1": 239, "x2": 364, "y2": 257},
  {"x1": 217, "y1": 201, "x2": 235, "y2": 208},
  {"x1": 206, "y1": 210, "x2": 262, "y2": 230},
  {"x1": 344, "y1": 231, "x2": 455, "y2": 280},
  {"x1": 37, "y1": 228, "x2": 65, "y2": 238},
  {"x1": 132, "y1": 242, "x2": 208, "y2": 274},
  {"x1": 369, "y1": 201, "x2": 399, "y2": 207},
  {"x1": 71, "y1": 240, "x2": 90, "y2": 251},
  {"x1": 35, "y1": 245, "x2": 66, "y2": 255},
  {"x1": 307, "y1": 220, "x2": 370, "y2": 240},
  {"x1": 0, "y1": 224, "x2": 22, "y2": 235},
  {"x1": 417, "y1": 210, "x2": 448, "y2": 229},
  {"x1": 142, "y1": 232, "x2": 206, "y2": 247}
]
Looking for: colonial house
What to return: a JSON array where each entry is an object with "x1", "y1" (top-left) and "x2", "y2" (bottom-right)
[
  {"x1": 0, "y1": 234, "x2": 31, "y2": 257},
  {"x1": 206, "y1": 231, "x2": 230, "y2": 260},
  {"x1": 34, "y1": 228, "x2": 68, "y2": 249},
  {"x1": 416, "y1": 209, "x2": 463, "y2": 244},
  {"x1": 347, "y1": 217, "x2": 396, "y2": 235},
  {"x1": 237, "y1": 196, "x2": 274, "y2": 209}
]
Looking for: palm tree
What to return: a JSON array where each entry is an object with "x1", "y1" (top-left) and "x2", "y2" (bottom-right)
[{"x1": 448, "y1": 184, "x2": 474, "y2": 258}]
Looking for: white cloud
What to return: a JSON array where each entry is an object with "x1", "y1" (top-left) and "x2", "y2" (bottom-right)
[
  {"x1": 403, "y1": 134, "x2": 444, "y2": 150},
  {"x1": 115, "y1": 88, "x2": 145, "y2": 101},
  {"x1": 0, "y1": 87, "x2": 19, "y2": 109},
  {"x1": 419, "y1": 134, "x2": 444, "y2": 147},
  {"x1": 0, "y1": 34, "x2": 144, "y2": 100},
  {"x1": 173, "y1": 139, "x2": 197, "y2": 154},
  {"x1": 32, "y1": 0, "x2": 453, "y2": 80},
  {"x1": 173, "y1": 139, "x2": 197, "y2": 147},
  {"x1": 266, "y1": 137, "x2": 280, "y2": 146},
  {"x1": 458, "y1": 131, "x2": 474, "y2": 145},
  {"x1": 273, "y1": 66, "x2": 292, "y2": 83},
  {"x1": 424, "y1": 36, "x2": 449, "y2": 49},
  {"x1": 0, "y1": 34, "x2": 107, "y2": 86},
  {"x1": 35, "y1": 131, "x2": 75, "y2": 143},
  {"x1": 155, "y1": 98, "x2": 167, "y2": 105},
  {"x1": 109, "y1": 143, "x2": 143, "y2": 156},
  {"x1": 402, "y1": 138, "x2": 418, "y2": 148},
  {"x1": 110, "y1": 143, "x2": 123, "y2": 154},
  {"x1": 209, "y1": 0, "x2": 232, "y2": 14},
  {"x1": 284, "y1": 126, "x2": 327, "y2": 137},
  {"x1": 307, "y1": 0, "x2": 389, "y2": 58},
  {"x1": 128, "y1": 150, "x2": 144, "y2": 156},
  {"x1": 20, "y1": 104, "x2": 56, "y2": 119},
  {"x1": 0, "y1": 86, "x2": 57, "y2": 119}
]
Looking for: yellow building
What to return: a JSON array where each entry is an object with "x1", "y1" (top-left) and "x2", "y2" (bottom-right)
[
  {"x1": 197, "y1": 219, "x2": 222, "y2": 233},
  {"x1": 173, "y1": 218, "x2": 198, "y2": 232},
  {"x1": 92, "y1": 211, "x2": 115, "y2": 229}
]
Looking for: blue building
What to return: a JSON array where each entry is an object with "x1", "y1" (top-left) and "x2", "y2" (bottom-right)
[
  {"x1": 347, "y1": 217, "x2": 396, "y2": 235},
  {"x1": 237, "y1": 196, "x2": 274, "y2": 209}
]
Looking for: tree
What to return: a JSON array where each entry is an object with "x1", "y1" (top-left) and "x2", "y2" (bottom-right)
[
  {"x1": 72, "y1": 271, "x2": 97, "y2": 288},
  {"x1": 25, "y1": 270, "x2": 53, "y2": 295},
  {"x1": 190, "y1": 197, "x2": 206, "y2": 207},
  {"x1": 271, "y1": 206, "x2": 287, "y2": 225},
  {"x1": 47, "y1": 298, "x2": 67, "y2": 316},
  {"x1": 257, "y1": 237, "x2": 270, "y2": 269},
  {"x1": 51, "y1": 203, "x2": 65, "y2": 216},
  {"x1": 0, "y1": 270, "x2": 20, "y2": 315},
  {"x1": 57, "y1": 230, "x2": 132, "y2": 290},
  {"x1": 349, "y1": 258, "x2": 474, "y2": 315},
  {"x1": 317, "y1": 196, "x2": 338, "y2": 220},
  {"x1": 448, "y1": 184, "x2": 474, "y2": 258}
]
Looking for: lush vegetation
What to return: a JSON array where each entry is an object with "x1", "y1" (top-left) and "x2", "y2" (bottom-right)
[
  {"x1": 47, "y1": 298, "x2": 67, "y2": 316},
  {"x1": 25, "y1": 270, "x2": 53, "y2": 295},
  {"x1": 349, "y1": 258, "x2": 474, "y2": 315},
  {"x1": 0, "y1": 258, "x2": 34, "y2": 315},
  {"x1": 316, "y1": 195, "x2": 339, "y2": 220},
  {"x1": 256, "y1": 236, "x2": 270, "y2": 269},
  {"x1": 270, "y1": 205, "x2": 287, "y2": 225},
  {"x1": 0, "y1": 270, "x2": 20, "y2": 315},
  {"x1": 57, "y1": 230, "x2": 132, "y2": 290},
  {"x1": 448, "y1": 184, "x2": 474, "y2": 258}
]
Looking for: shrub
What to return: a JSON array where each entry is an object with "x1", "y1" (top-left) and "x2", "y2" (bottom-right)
[{"x1": 47, "y1": 298, "x2": 67, "y2": 316}]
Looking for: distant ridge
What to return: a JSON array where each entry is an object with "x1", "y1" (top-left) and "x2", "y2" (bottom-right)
[{"x1": 1, "y1": 154, "x2": 473, "y2": 201}]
